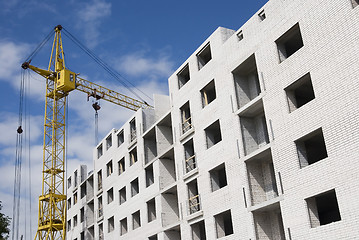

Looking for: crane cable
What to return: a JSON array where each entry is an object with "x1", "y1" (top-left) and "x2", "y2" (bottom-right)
[
  {"x1": 25, "y1": 29, "x2": 54, "y2": 63},
  {"x1": 61, "y1": 28, "x2": 152, "y2": 104},
  {"x1": 12, "y1": 69, "x2": 26, "y2": 240}
]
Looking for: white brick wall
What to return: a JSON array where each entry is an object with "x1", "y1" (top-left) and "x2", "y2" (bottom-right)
[{"x1": 66, "y1": 0, "x2": 359, "y2": 239}]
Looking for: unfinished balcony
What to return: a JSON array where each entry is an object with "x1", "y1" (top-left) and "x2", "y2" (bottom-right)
[
  {"x1": 156, "y1": 114, "x2": 173, "y2": 154},
  {"x1": 240, "y1": 100, "x2": 269, "y2": 156},
  {"x1": 86, "y1": 201, "x2": 94, "y2": 227},
  {"x1": 144, "y1": 128, "x2": 158, "y2": 164},
  {"x1": 191, "y1": 220, "x2": 206, "y2": 240},
  {"x1": 233, "y1": 54, "x2": 261, "y2": 109},
  {"x1": 161, "y1": 186, "x2": 180, "y2": 227},
  {"x1": 187, "y1": 179, "x2": 201, "y2": 215},
  {"x1": 164, "y1": 225, "x2": 181, "y2": 240},
  {"x1": 246, "y1": 149, "x2": 279, "y2": 206},
  {"x1": 129, "y1": 118, "x2": 137, "y2": 143},
  {"x1": 159, "y1": 149, "x2": 176, "y2": 190},
  {"x1": 253, "y1": 203, "x2": 285, "y2": 240},
  {"x1": 86, "y1": 174, "x2": 94, "y2": 202},
  {"x1": 180, "y1": 102, "x2": 193, "y2": 135},
  {"x1": 184, "y1": 139, "x2": 196, "y2": 174}
]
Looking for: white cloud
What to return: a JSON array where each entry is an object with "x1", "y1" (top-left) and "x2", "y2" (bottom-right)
[
  {"x1": 76, "y1": 0, "x2": 112, "y2": 48},
  {"x1": 118, "y1": 52, "x2": 175, "y2": 81},
  {"x1": 0, "y1": 41, "x2": 29, "y2": 80}
]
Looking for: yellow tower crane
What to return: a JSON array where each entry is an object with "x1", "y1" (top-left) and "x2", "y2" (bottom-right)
[{"x1": 21, "y1": 25, "x2": 151, "y2": 240}]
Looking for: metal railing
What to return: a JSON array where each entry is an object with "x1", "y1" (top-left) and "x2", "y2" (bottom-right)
[
  {"x1": 188, "y1": 194, "x2": 201, "y2": 214},
  {"x1": 130, "y1": 130, "x2": 137, "y2": 142},
  {"x1": 182, "y1": 117, "x2": 192, "y2": 134},
  {"x1": 185, "y1": 155, "x2": 196, "y2": 173}
]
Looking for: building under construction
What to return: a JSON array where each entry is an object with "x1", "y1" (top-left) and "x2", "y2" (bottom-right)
[{"x1": 65, "y1": 0, "x2": 359, "y2": 239}]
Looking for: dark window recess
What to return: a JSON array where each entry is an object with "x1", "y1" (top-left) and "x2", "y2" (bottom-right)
[
  {"x1": 205, "y1": 120, "x2": 222, "y2": 149},
  {"x1": 178, "y1": 64, "x2": 190, "y2": 89},
  {"x1": 131, "y1": 178, "x2": 139, "y2": 197},
  {"x1": 120, "y1": 218, "x2": 127, "y2": 235},
  {"x1": 307, "y1": 190, "x2": 341, "y2": 228},
  {"x1": 276, "y1": 23, "x2": 304, "y2": 62},
  {"x1": 147, "y1": 198, "x2": 156, "y2": 222},
  {"x1": 118, "y1": 157, "x2": 125, "y2": 175},
  {"x1": 210, "y1": 163, "x2": 227, "y2": 192},
  {"x1": 107, "y1": 187, "x2": 114, "y2": 204},
  {"x1": 97, "y1": 144, "x2": 103, "y2": 159},
  {"x1": 148, "y1": 235, "x2": 158, "y2": 240},
  {"x1": 180, "y1": 102, "x2": 192, "y2": 134},
  {"x1": 145, "y1": 164, "x2": 154, "y2": 187},
  {"x1": 237, "y1": 31, "x2": 244, "y2": 41},
  {"x1": 117, "y1": 130, "x2": 124, "y2": 147},
  {"x1": 191, "y1": 220, "x2": 206, "y2": 240},
  {"x1": 233, "y1": 54, "x2": 261, "y2": 109},
  {"x1": 108, "y1": 216, "x2": 114, "y2": 232},
  {"x1": 201, "y1": 80, "x2": 216, "y2": 107},
  {"x1": 351, "y1": 0, "x2": 359, "y2": 8},
  {"x1": 197, "y1": 43, "x2": 212, "y2": 70},
  {"x1": 119, "y1": 187, "x2": 126, "y2": 205},
  {"x1": 132, "y1": 210, "x2": 141, "y2": 229},
  {"x1": 106, "y1": 134, "x2": 112, "y2": 150},
  {"x1": 258, "y1": 10, "x2": 266, "y2": 21},
  {"x1": 214, "y1": 210, "x2": 234, "y2": 238},
  {"x1": 296, "y1": 128, "x2": 328, "y2": 168},
  {"x1": 130, "y1": 147, "x2": 138, "y2": 166},
  {"x1": 285, "y1": 73, "x2": 315, "y2": 112}
]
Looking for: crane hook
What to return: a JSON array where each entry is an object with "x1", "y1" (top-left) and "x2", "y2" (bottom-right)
[{"x1": 92, "y1": 102, "x2": 101, "y2": 112}]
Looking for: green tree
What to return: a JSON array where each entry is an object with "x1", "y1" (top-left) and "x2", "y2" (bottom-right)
[{"x1": 0, "y1": 201, "x2": 10, "y2": 240}]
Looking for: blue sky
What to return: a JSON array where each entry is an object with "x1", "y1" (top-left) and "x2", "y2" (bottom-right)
[{"x1": 0, "y1": 0, "x2": 267, "y2": 238}]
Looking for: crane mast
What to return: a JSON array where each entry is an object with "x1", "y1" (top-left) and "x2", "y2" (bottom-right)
[{"x1": 22, "y1": 25, "x2": 151, "y2": 240}]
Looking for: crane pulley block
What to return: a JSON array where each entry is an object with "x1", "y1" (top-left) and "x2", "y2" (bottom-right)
[{"x1": 56, "y1": 69, "x2": 76, "y2": 92}]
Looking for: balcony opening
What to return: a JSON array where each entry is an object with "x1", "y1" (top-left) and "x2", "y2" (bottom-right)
[
  {"x1": 184, "y1": 139, "x2": 196, "y2": 173},
  {"x1": 187, "y1": 179, "x2": 201, "y2": 214},
  {"x1": 214, "y1": 210, "x2": 233, "y2": 238},
  {"x1": 80, "y1": 183, "x2": 86, "y2": 199},
  {"x1": 67, "y1": 220, "x2": 71, "y2": 231},
  {"x1": 205, "y1": 120, "x2": 222, "y2": 149},
  {"x1": 178, "y1": 64, "x2": 190, "y2": 89},
  {"x1": 247, "y1": 149, "x2": 278, "y2": 205},
  {"x1": 253, "y1": 203, "x2": 285, "y2": 240},
  {"x1": 67, "y1": 198, "x2": 71, "y2": 210},
  {"x1": 107, "y1": 187, "x2": 114, "y2": 204},
  {"x1": 120, "y1": 217, "x2": 127, "y2": 235},
  {"x1": 144, "y1": 128, "x2": 157, "y2": 164},
  {"x1": 307, "y1": 190, "x2": 341, "y2": 228},
  {"x1": 97, "y1": 170, "x2": 102, "y2": 191},
  {"x1": 119, "y1": 186, "x2": 126, "y2": 205},
  {"x1": 159, "y1": 149, "x2": 176, "y2": 190},
  {"x1": 145, "y1": 164, "x2": 154, "y2": 187},
  {"x1": 210, "y1": 163, "x2": 227, "y2": 192},
  {"x1": 97, "y1": 144, "x2": 103, "y2": 159},
  {"x1": 132, "y1": 210, "x2": 141, "y2": 229},
  {"x1": 74, "y1": 170, "x2": 78, "y2": 187},
  {"x1": 201, "y1": 80, "x2": 216, "y2": 107},
  {"x1": 130, "y1": 118, "x2": 136, "y2": 142},
  {"x1": 117, "y1": 130, "x2": 124, "y2": 147},
  {"x1": 80, "y1": 231, "x2": 85, "y2": 240},
  {"x1": 296, "y1": 128, "x2": 328, "y2": 168},
  {"x1": 106, "y1": 134, "x2": 112, "y2": 150},
  {"x1": 161, "y1": 187, "x2": 180, "y2": 227},
  {"x1": 157, "y1": 114, "x2": 174, "y2": 152},
  {"x1": 80, "y1": 207, "x2": 84, "y2": 223},
  {"x1": 164, "y1": 225, "x2": 181, "y2": 240},
  {"x1": 98, "y1": 196, "x2": 103, "y2": 219},
  {"x1": 99, "y1": 223, "x2": 103, "y2": 240},
  {"x1": 106, "y1": 160, "x2": 113, "y2": 177},
  {"x1": 147, "y1": 198, "x2": 156, "y2": 222},
  {"x1": 129, "y1": 147, "x2": 138, "y2": 166},
  {"x1": 118, "y1": 157, "x2": 125, "y2": 175},
  {"x1": 73, "y1": 192, "x2": 78, "y2": 205},
  {"x1": 285, "y1": 73, "x2": 315, "y2": 112},
  {"x1": 276, "y1": 23, "x2": 304, "y2": 62},
  {"x1": 108, "y1": 216, "x2": 114, "y2": 232},
  {"x1": 197, "y1": 43, "x2": 212, "y2": 70},
  {"x1": 87, "y1": 226, "x2": 94, "y2": 240},
  {"x1": 233, "y1": 54, "x2": 261, "y2": 109},
  {"x1": 131, "y1": 178, "x2": 139, "y2": 197},
  {"x1": 180, "y1": 101, "x2": 192, "y2": 134},
  {"x1": 240, "y1": 101, "x2": 269, "y2": 155},
  {"x1": 191, "y1": 220, "x2": 206, "y2": 240}
]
